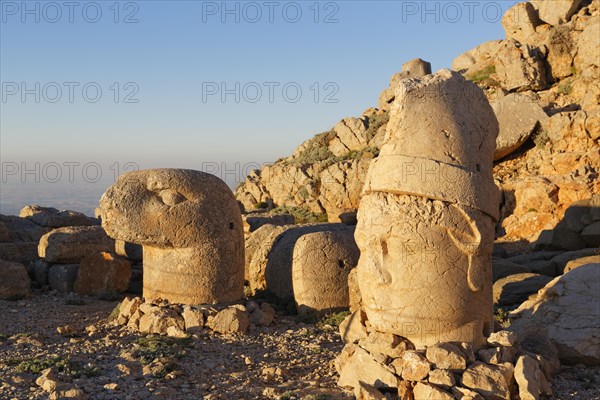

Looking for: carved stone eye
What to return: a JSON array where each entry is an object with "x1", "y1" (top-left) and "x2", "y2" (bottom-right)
[{"x1": 160, "y1": 189, "x2": 185, "y2": 206}]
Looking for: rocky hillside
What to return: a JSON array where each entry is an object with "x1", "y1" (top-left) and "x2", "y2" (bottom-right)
[{"x1": 235, "y1": 0, "x2": 599, "y2": 245}]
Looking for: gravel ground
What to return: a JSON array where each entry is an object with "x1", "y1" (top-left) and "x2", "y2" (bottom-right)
[{"x1": 1, "y1": 291, "x2": 599, "y2": 400}]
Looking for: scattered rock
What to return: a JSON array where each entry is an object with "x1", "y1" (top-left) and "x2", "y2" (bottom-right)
[
  {"x1": 425, "y1": 342, "x2": 467, "y2": 371},
  {"x1": 335, "y1": 344, "x2": 398, "y2": 390},
  {"x1": 514, "y1": 354, "x2": 544, "y2": 400},
  {"x1": 536, "y1": 0, "x2": 583, "y2": 26},
  {"x1": 48, "y1": 264, "x2": 80, "y2": 293},
  {"x1": 413, "y1": 382, "x2": 454, "y2": 400},
  {"x1": 207, "y1": 307, "x2": 249, "y2": 334},
  {"x1": 354, "y1": 381, "x2": 385, "y2": 400},
  {"x1": 461, "y1": 361, "x2": 514, "y2": 400},
  {"x1": 428, "y1": 368, "x2": 455, "y2": 388},
  {"x1": 38, "y1": 226, "x2": 114, "y2": 264},
  {"x1": 488, "y1": 331, "x2": 517, "y2": 347},
  {"x1": 0, "y1": 259, "x2": 31, "y2": 300},
  {"x1": 397, "y1": 350, "x2": 431, "y2": 381},
  {"x1": 74, "y1": 252, "x2": 131, "y2": 296}
]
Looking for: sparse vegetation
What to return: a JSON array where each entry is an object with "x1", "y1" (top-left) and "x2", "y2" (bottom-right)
[
  {"x1": 6, "y1": 355, "x2": 99, "y2": 377},
  {"x1": 97, "y1": 290, "x2": 122, "y2": 302},
  {"x1": 557, "y1": 81, "x2": 573, "y2": 95},
  {"x1": 108, "y1": 304, "x2": 121, "y2": 321},
  {"x1": 131, "y1": 335, "x2": 192, "y2": 365},
  {"x1": 269, "y1": 205, "x2": 328, "y2": 224},
  {"x1": 466, "y1": 65, "x2": 499, "y2": 87},
  {"x1": 532, "y1": 128, "x2": 550, "y2": 148},
  {"x1": 254, "y1": 201, "x2": 268, "y2": 209},
  {"x1": 494, "y1": 307, "x2": 512, "y2": 329},
  {"x1": 317, "y1": 311, "x2": 350, "y2": 329}
]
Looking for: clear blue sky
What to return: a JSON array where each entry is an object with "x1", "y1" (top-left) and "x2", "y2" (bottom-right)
[{"x1": 0, "y1": 0, "x2": 517, "y2": 215}]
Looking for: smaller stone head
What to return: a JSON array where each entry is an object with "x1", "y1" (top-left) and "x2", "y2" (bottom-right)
[{"x1": 100, "y1": 169, "x2": 244, "y2": 304}]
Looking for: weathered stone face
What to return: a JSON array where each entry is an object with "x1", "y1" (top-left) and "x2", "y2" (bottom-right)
[
  {"x1": 355, "y1": 70, "x2": 498, "y2": 350},
  {"x1": 356, "y1": 193, "x2": 495, "y2": 349},
  {"x1": 99, "y1": 169, "x2": 244, "y2": 305}
]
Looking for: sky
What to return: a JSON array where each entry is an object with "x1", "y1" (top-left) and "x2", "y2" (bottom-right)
[{"x1": 0, "y1": 0, "x2": 518, "y2": 216}]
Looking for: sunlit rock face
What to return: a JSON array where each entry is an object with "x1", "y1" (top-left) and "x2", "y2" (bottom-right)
[{"x1": 100, "y1": 168, "x2": 244, "y2": 305}]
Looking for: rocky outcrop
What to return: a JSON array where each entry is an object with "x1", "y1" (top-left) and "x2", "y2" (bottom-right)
[
  {"x1": 509, "y1": 263, "x2": 600, "y2": 365},
  {"x1": 19, "y1": 205, "x2": 93, "y2": 228},
  {"x1": 235, "y1": 0, "x2": 598, "y2": 247}
]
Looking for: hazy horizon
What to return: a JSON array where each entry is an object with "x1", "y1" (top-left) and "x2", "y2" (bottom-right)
[{"x1": 1, "y1": 0, "x2": 518, "y2": 216}]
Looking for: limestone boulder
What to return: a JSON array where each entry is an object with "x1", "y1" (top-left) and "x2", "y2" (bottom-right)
[
  {"x1": 461, "y1": 361, "x2": 514, "y2": 400},
  {"x1": 328, "y1": 117, "x2": 369, "y2": 157},
  {"x1": 575, "y1": 17, "x2": 600, "y2": 71},
  {"x1": 514, "y1": 354, "x2": 545, "y2": 400},
  {"x1": 564, "y1": 255, "x2": 600, "y2": 272},
  {"x1": 0, "y1": 214, "x2": 49, "y2": 242},
  {"x1": 551, "y1": 248, "x2": 599, "y2": 274},
  {"x1": 339, "y1": 310, "x2": 368, "y2": 344},
  {"x1": 493, "y1": 273, "x2": 553, "y2": 306},
  {"x1": 138, "y1": 307, "x2": 185, "y2": 336},
  {"x1": 491, "y1": 93, "x2": 548, "y2": 160},
  {"x1": 243, "y1": 213, "x2": 294, "y2": 234},
  {"x1": 100, "y1": 169, "x2": 244, "y2": 305},
  {"x1": 413, "y1": 383, "x2": 454, "y2": 400},
  {"x1": 335, "y1": 344, "x2": 398, "y2": 390},
  {"x1": 452, "y1": 40, "x2": 503, "y2": 73},
  {"x1": 292, "y1": 228, "x2": 359, "y2": 316},
  {"x1": 354, "y1": 382, "x2": 385, "y2": 400},
  {"x1": 509, "y1": 264, "x2": 600, "y2": 365},
  {"x1": 425, "y1": 342, "x2": 467, "y2": 371},
  {"x1": 492, "y1": 258, "x2": 531, "y2": 282},
  {"x1": 38, "y1": 226, "x2": 114, "y2": 264},
  {"x1": 74, "y1": 252, "x2": 131, "y2": 296},
  {"x1": 581, "y1": 222, "x2": 600, "y2": 247},
  {"x1": 0, "y1": 214, "x2": 49, "y2": 264},
  {"x1": 19, "y1": 205, "x2": 92, "y2": 228},
  {"x1": 495, "y1": 40, "x2": 546, "y2": 91},
  {"x1": 48, "y1": 264, "x2": 79, "y2": 293},
  {"x1": 501, "y1": 2, "x2": 541, "y2": 44},
  {"x1": 0, "y1": 259, "x2": 31, "y2": 300},
  {"x1": 535, "y1": 0, "x2": 583, "y2": 26},
  {"x1": 206, "y1": 307, "x2": 249, "y2": 334}
]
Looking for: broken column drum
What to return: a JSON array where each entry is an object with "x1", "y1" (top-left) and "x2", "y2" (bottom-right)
[
  {"x1": 100, "y1": 169, "x2": 244, "y2": 305},
  {"x1": 356, "y1": 70, "x2": 500, "y2": 349}
]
